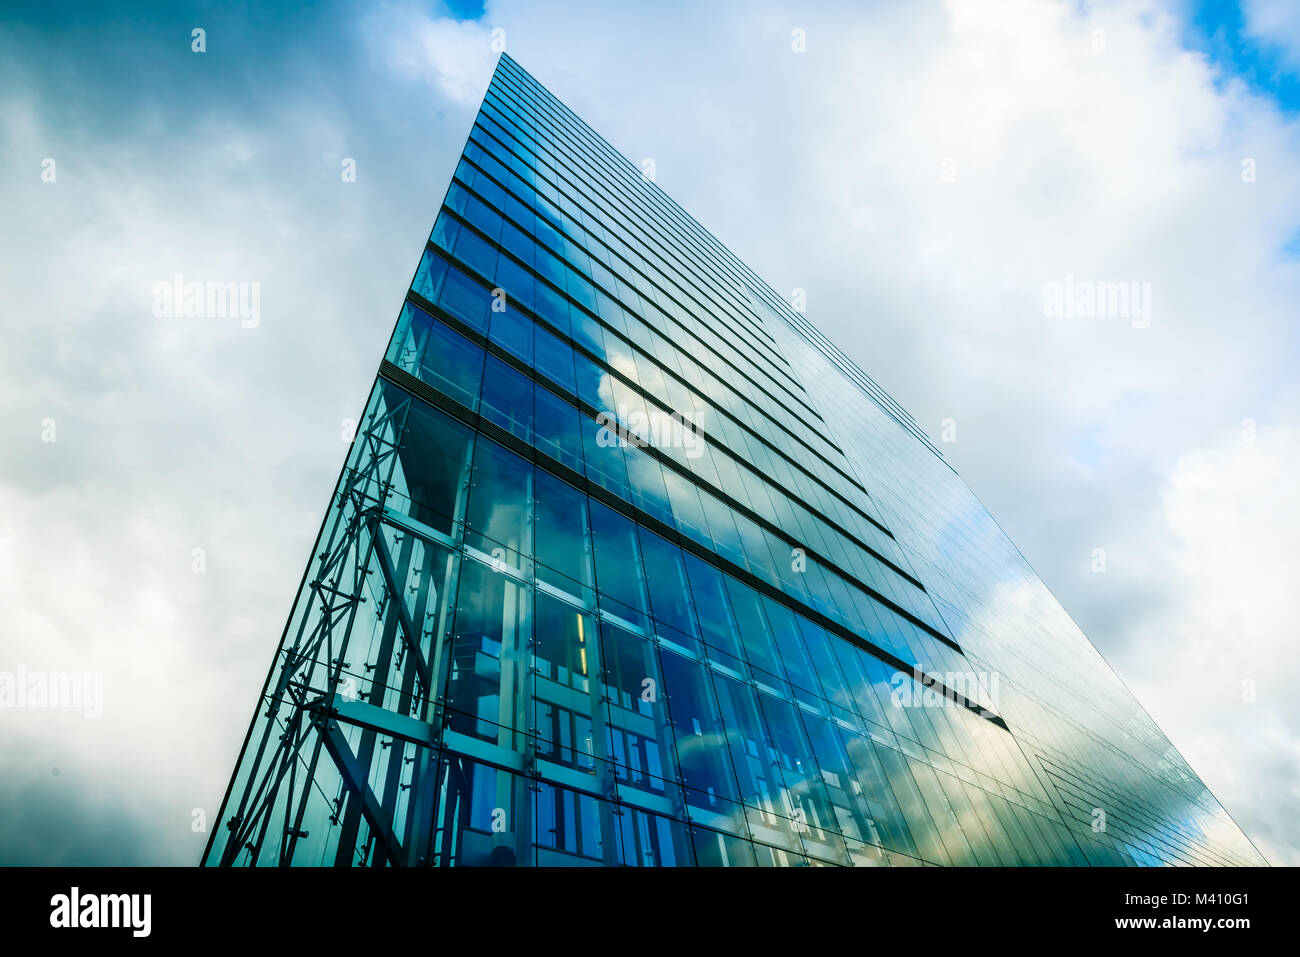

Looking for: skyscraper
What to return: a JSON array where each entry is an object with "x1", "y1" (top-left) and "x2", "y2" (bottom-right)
[{"x1": 203, "y1": 54, "x2": 1264, "y2": 867}]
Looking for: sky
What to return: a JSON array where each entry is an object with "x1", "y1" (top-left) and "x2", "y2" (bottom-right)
[{"x1": 0, "y1": 0, "x2": 1297, "y2": 866}]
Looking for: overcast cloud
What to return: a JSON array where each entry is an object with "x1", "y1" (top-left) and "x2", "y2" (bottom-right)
[{"x1": 1, "y1": 0, "x2": 1297, "y2": 865}]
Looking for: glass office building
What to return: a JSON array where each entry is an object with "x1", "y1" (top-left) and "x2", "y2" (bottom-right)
[{"x1": 203, "y1": 54, "x2": 1264, "y2": 867}]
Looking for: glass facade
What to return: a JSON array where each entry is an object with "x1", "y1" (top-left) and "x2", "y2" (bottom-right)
[{"x1": 203, "y1": 54, "x2": 1265, "y2": 867}]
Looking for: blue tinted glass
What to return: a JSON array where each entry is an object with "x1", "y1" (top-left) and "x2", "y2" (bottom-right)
[
  {"x1": 480, "y1": 354, "x2": 533, "y2": 444},
  {"x1": 488, "y1": 304, "x2": 532, "y2": 364},
  {"x1": 499, "y1": 221, "x2": 534, "y2": 267},
  {"x1": 662, "y1": 469, "x2": 711, "y2": 546},
  {"x1": 710, "y1": 671, "x2": 798, "y2": 849},
  {"x1": 417, "y1": 314, "x2": 484, "y2": 410},
  {"x1": 756, "y1": 691, "x2": 845, "y2": 861},
  {"x1": 566, "y1": 268, "x2": 598, "y2": 313},
  {"x1": 599, "y1": 622, "x2": 673, "y2": 785},
  {"x1": 624, "y1": 449, "x2": 673, "y2": 527},
  {"x1": 471, "y1": 173, "x2": 506, "y2": 212},
  {"x1": 636, "y1": 527, "x2": 698, "y2": 639},
  {"x1": 533, "y1": 468, "x2": 592, "y2": 594},
  {"x1": 431, "y1": 212, "x2": 459, "y2": 252},
  {"x1": 533, "y1": 325, "x2": 575, "y2": 394},
  {"x1": 532, "y1": 779, "x2": 613, "y2": 865},
  {"x1": 438, "y1": 264, "x2": 491, "y2": 334},
  {"x1": 504, "y1": 193, "x2": 533, "y2": 229},
  {"x1": 454, "y1": 226, "x2": 498, "y2": 279},
  {"x1": 533, "y1": 244, "x2": 567, "y2": 287},
  {"x1": 581, "y1": 418, "x2": 630, "y2": 501},
  {"x1": 763, "y1": 598, "x2": 818, "y2": 696},
  {"x1": 690, "y1": 827, "x2": 756, "y2": 867},
  {"x1": 588, "y1": 500, "x2": 647, "y2": 619},
  {"x1": 574, "y1": 355, "x2": 615, "y2": 411},
  {"x1": 531, "y1": 591, "x2": 596, "y2": 770},
  {"x1": 532, "y1": 279, "x2": 572, "y2": 338},
  {"x1": 723, "y1": 578, "x2": 784, "y2": 680},
  {"x1": 443, "y1": 180, "x2": 469, "y2": 215},
  {"x1": 495, "y1": 256, "x2": 535, "y2": 312},
  {"x1": 659, "y1": 647, "x2": 740, "y2": 805},
  {"x1": 444, "y1": 560, "x2": 529, "y2": 745},
  {"x1": 697, "y1": 491, "x2": 747, "y2": 570},
  {"x1": 681, "y1": 553, "x2": 743, "y2": 661},
  {"x1": 569, "y1": 307, "x2": 606, "y2": 357},
  {"x1": 533, "y1": 385, "x2": 583, "y2": 475},
  {"x1": 411, "y1": 248, "x2": 448, "y2": 303},
  {"x1": 464, "y1": 436, "x2": 532, "y2": 566},
  {"x1": 836, "y1": 729, "x2": 921, "y2": 859},
  {"x1": 396, "y1": 394, "x2": 472, "y2": 534},
  {"x1": 462, "y1": 194, "x2": 502, "y2": 242},
  {"x1": 796, "y1": 618, "x2": 855, "y2": 716},
  {"x1": 618, "y1": 808, "x2": 692, "y2": 867}
]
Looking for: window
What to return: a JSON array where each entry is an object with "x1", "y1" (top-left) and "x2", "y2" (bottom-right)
[
  {"x1": 438, "y1": 264, "x2": 491, "y2": 334},
  {"x1": 588, "y1": 500, "x2": 648, "y2": 621},
  {"x1": 624, "y1": 448, "x2": 673, "y2": 527},
  {"x1": 532, "y1": 469, "x2": 592, "y2": 596},
  {"x1": 415, "y1": 312, "x2": 484, "y2": 411},
  {"x1": 410, "y1": 248, "x2": 449, "y2": 304},
  {"x1": 444, "y1": 558, "x2": 530, "y2": 749},
  {"x1": 723, "y1": 577, "x2": 784, "y2": 682},
  {"x1": 531, "y1": 591, "x2": 598, "y2": 772},
  {"x1": 662, "y1": 468, "x2": 711, "y2": 547},
  {"x1": 392, "y1": 390, "x2": 472, "y2": 535},
  {"x1": 499, "y1": 221, "x2": 534, "y2": 267},
  {"x1": 580, "y1": 415, "x2": 630, "y2": 501},
  {"x1": 487, "y1": 303, "x2": 533, "y2": 365},
  {"x1": 464, "y1": 436, "x2": 532, "y2": 568},
  {"x1": 532, "y1": 279, "x2": 572, "y2": 339},
  {"x1": 574, "y1": 354, "x2": 615, "y2": 413},
  {"x1": 533, "y1": 385, "x2": 583, "y2": 475},
  {"x1": 710, "y1": 671, "x2": 799, "y2": 850},
  {"x1": 599, "y1": 621, "x2": 676, "y2": 792},
  {"x1": 494, "y1": 256, "x2": 535, "y2": 313},
  {"x1": 533, "y1": 324, "x2": 574, "y2": 394},
  {"x1": 681, "y1": 553, "x2": 743, "y2": 661},
  {"x1": 454, "y1": 225, "x2": 498, "y2": 280},
  {"x1": 659, "y1": 647, "x2": 741, "y2": 807},
  {"x1": 568, "y1": 307, "x2": 606, "y2": 358},
  {"x1": 636, "y1": 527, "x2": 698, "y2": 640},
  {"x1": 755, "y1": 691, "x2": 845, "y2": 862},
  {"x1": 764, "y1": 598, "x2": 819, "y2": 697},
  {"x1": 462, "y1": 194, "x2": 502, "y2": 242},
  {"x1": 480, "y1": 354, "x2": 533, "y2": 444}
]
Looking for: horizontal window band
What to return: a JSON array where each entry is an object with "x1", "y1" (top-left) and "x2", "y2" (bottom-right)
[
  {"x1": 465, "y1": 99, "x2": 827, "y2": 439},
  {"x1": 474, "y1": 87, "x2": 795, "y2": 386},
  {"x1": 416, "y1": 230, "x2": 899, "y2": 564},
  {"x1": 440, "y1": 151, "x2": 863, "y2": 511},
  {"x1": 403, "y1": 278, "x2": 925, "y2": 602},
  {"x1": 377, "y1": 358, "x2": 1006, "y2": 734}
]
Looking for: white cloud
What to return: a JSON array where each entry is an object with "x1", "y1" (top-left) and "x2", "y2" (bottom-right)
[
  {"x1": 0, "y1": 35, "x2": 463, "y2": 861},
  {"x1": 364, "y1": 2, "x2": 497, "y2": 104},
  {"x1": 1, "y1": 0, "x2": 1296, "y2": 864},
  {"x1": 1244, "y1": 0, "x2": 1300, "y2": 74},
  {"x1": 1117, "y1": 424, "x2": 1300, "y2": 864},
  {"x1": 467, "y1": 0, "x2": 1300, "y2": 858}
]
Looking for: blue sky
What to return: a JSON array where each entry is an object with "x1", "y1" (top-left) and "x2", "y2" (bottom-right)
[
  {"x1": 1, "y1": 0, "x2": 1298, "y2": 866},
  {"x1": 1185, "y1": 0, "x2": 1300, "y2": 111}
]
